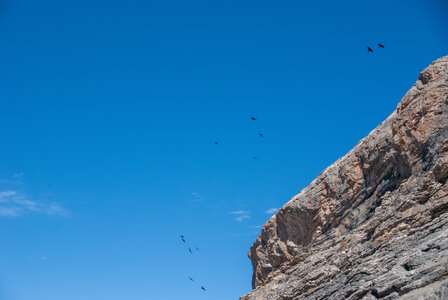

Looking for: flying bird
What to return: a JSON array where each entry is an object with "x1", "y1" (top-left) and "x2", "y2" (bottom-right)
[
  {"x1": 189, "y1": 277, "x2": 194, "y2": 281},
  {"x1": 195, "y1": 247, "x2": 199, "y2": 251},
  {"x1": 378, "y1": 43, "x2": 385, "y2": 48},
  {"x1": 253, "y1": 156, "x2": 257, "y2": 160},
  {"x1": 251, "y1": 116, "x2": 257, "y2": 120},
  {"x1": 259, "y1": 133, "x2": 264, "y2": 137},
  {"x1": 201, "y1": 286, "x2": 206, "y2": 291},
  {"x1": 214, "y1": 141, "x2": 218, "y2": 145},
  {"x1": 180, "y1": 235, "x2": 186, "y2": 243},
  {"x1": 188, "y1": 247, "x2": 192, "y2": 254},
  {"x1": 367, "y1": 47, "x2": 373, "y2": 52}
]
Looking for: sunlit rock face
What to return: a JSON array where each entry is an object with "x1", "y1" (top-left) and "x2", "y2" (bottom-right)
[{"x1": 241, "y1": 55, "x2": 448, "y2": 300}]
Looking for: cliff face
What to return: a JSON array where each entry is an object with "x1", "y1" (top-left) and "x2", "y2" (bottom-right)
[{"x1": 241, "y1": 55, "x2": 448, "y2": 300}]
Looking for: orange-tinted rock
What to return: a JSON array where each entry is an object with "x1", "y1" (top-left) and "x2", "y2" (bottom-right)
[{"x1": 242, "y1": 55, "x2": 448, "y2": 299}]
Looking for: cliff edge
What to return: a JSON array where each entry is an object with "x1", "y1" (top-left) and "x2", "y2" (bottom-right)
[{"x1": 242, "y1": 55, "x2": 448, "y2": 300}]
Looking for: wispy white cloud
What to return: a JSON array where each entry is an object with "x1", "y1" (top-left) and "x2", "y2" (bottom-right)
[
  {"x1": 0, "y1": 190, "x2": 17, "y2": 200},
  {"x1": 0, "y1": 173, "x2": 24, "y2": 184},
  {"x1": 229, "y1": 210, "x2": 250, "y2": 222},
  {"x1": 0, "y1": 190, "x2": 67, "y2": 217},
  {"x1": 191, "y1": 192, "x2": 204, "y2": 202},
  {"x1": 229, "y1": 210, "x2": 250, "y2": 215},
  {"x1": 235, "y1": 215, "x2": 250, "y2": 222},
  {"x1": 265, "y1": 208, "x2": 278, "y2": 215},
  {"x1": 0, "y1": 206, "x2": 23, "y2": 217},
  {"x1": 249, "y1": 225, "x2": 262, "y2": 229}
]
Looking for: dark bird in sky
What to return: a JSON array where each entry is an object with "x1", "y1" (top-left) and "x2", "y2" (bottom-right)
[
  {"x1": 195, "y1": 247, "x2": 199, "y2": 251},
  {"x1": 188, "y1": 247, "x2": 192, "y2": 254},
  {"x1": 378, "y1": 43, "x2": 385, "y2": 48},
  {"x1": 367, "y1": 47, "x2": 373, "y2": 52},
  {"x1": 253, "y1": 156, "x2": 257, "y2": 160},
  {"x1": 251, "y1": 116, "x2": 257, "y2": 120},
  {"x1": 201, "y1": 286, "x2": 206, "y2": 291},
  {"x1": 189, "y1": 277, "x2": 194, "y2": 281},
  {"x1": 214, "y1": 141, "x2": 218, "y2": 145},
  {"x1": 259, "y1": 133, "x2": 264, "y2": 137},
  {"x1": 180, "y1": 235, "x2": 186, "y2": 243}
]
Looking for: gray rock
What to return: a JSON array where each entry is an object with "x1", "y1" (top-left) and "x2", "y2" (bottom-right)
[{"x1": 241, "y1": 55, "x2": 448, "y2": 300}]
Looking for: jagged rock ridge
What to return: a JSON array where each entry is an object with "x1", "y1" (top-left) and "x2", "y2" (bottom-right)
[{"x1": 241, "y1": 55, "x2": 448, "y2": 300}]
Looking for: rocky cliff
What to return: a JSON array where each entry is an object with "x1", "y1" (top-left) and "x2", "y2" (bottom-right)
[{"x1": 241, "y1": 55, "x2": 448, "y2": 300}]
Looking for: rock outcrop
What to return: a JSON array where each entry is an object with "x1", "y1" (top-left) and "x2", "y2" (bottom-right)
[{"x1": 241, "y1": 55, "x2": 448, "y2": 300}]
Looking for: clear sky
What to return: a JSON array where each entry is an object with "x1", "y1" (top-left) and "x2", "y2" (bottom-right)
[{"x1": 0, "y1": 0, "x2": 447, "y2": 299}]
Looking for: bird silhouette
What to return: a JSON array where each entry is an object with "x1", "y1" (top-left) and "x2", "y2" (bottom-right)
[
  {"x1": 195, "y1": 247, "x2": 199, "y2": 251},
  {"x1": 251, "y1": 116, "x2": 257, "y2": 120},
  {"x1": 378, "y1": 43, "x2": 385, "y2": 48},
  {"x1": 259, "y1": 133, "x2": 264, "y2": 137},
  {"x1": 180, "y1": 235, "x2": 186, "y2": 243},
  {"x1": 188, "y1": 247, "x2": 192, "y2": 254},
  {"x1": 201, "y1": 286, "x2": 206, "y2": 291},
  {"x1": 367, "y1": 47, "x2": 373, "y2": 52},
  {"x1": 253, "y1": 156, "x2": 257, "y2": 160},
  {"x1": 189, "y1": 277, "x2": 194, "y2": 281},
  {"x1": 214, "y1": 141, "x2": 218, "y2": 145}
]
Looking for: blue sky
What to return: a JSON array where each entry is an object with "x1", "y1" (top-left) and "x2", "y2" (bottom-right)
[{"x1": 0, "y1": 0, "x2": 447, "y2": 299}]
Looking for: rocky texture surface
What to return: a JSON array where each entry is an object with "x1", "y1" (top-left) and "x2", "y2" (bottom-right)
[{"x1": 241, "y1": 55, "x2": 448, "y2": 300}]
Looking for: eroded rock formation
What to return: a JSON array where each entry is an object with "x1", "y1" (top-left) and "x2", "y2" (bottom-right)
[{"x1": 241, "y1": 55, "x2": 448, "y2": 300}]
